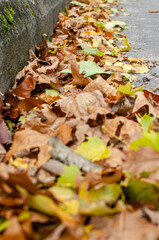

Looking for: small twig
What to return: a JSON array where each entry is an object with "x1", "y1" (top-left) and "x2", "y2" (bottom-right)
[
  {"x1": 49, "y1": 137, "x2": 103, "y2": 173},
  {"x1": 102, "y1": 125, "x2": 128, "y2": 145}
]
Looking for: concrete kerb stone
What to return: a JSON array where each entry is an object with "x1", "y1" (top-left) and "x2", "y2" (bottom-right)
[{"x1": 0, "y1": 0, "x2": 71, "y2": 93}]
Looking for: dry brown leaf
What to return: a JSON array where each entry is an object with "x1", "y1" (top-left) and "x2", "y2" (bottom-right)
[
  {"x1": 105, "y1": 147, "x2": 125, "y2": 168},
  {"x1": 0, "y1": 217, "x2": 26, "y2": 240},
  {"x1": 0, "y1": 119, "x2": 12, "y2": 145},
  {"x1": 133, "y1": 92, "x2": 159, "y2": 117},
  {"x1": 40, "y1": 104, "x2": 57, "y2": 125},
  {"x1": 149, "y1": 9, "x2": 158, "y2": 13},
  {"x1": 0, "y1": 144, "x2": 6, "y2": 162},
  {"x1": 18, "y1": 97, "x2": 45, "y2": 113},
  {"x1": 53, "y1": 90, "x2": 111, "y2": 118},
  {"x1": 13, "y1": 76, "x2": 36, "y2": 98},
  {"x1": 67, "y1": 118, "x2": 109, "y2": 146},
  {"x1": 5, "y1": 128, "x2": 51, "y2": 168},
  {"x1": 57, "y1": 123, "x2": 72, "y2": 144},
  {"x1": 71, "y1": 62, "x2": 90, "y2": 86},
  {"x1": 90, "y1": 210, "x2": 159, "y2": 240},
  {"x1": 104, "y1": 116, "x2": 141, "y2": 143},
  {"x1": 37, "y1": 57, "x2": 59, "y2": 74},
  {"x1": 124, "y1": 147, "x2": 159, "y2": 182},
  {"x1": 15, "y1": 59, "x2": 39, "y2": 81},
  {"x1": 84, "y1": 75, "x2": 117, "y2": 97}
]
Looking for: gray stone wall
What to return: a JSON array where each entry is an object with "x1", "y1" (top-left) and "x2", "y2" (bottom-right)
[{"x1": 0, "y1": 0, "x2": 71, "y2": 93}]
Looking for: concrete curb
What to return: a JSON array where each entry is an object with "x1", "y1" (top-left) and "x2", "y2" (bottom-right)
[{"x1": 0, "y1": 0, "x2": 71, "y2": 93}]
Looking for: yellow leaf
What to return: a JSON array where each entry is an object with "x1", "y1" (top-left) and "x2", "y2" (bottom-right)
[
  {"x1": 60, "y1": 200, "x2": 80, "y2": 215},
  {"x1": 120, "y1": 39, "x2": 131, "y2": 52},
  {"x1": 75, "y1": 137, "x2": 110, "y2": 161},
  {"x1": 29, "y1": 194, "x2": 76, "y2": 227}
]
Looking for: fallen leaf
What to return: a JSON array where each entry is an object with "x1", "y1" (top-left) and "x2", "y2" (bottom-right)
[
  {"x1": 84, "y1": 75, "x2": 117, "y2": 97},
  {"x1": 13, "y1": 76, "x2": 36, "y2": 98},
  {"x1": 123, "y1": 178, "x2": 159, "y2": 209},
  {"x1": 133, "y1": 92, "x2": 159, "y2": 117},
  {"x1": 28, "y1": 194, "x2": 76, "y2": 227},
  {"x1": 71, "y1": 62, "x2": 90, "y2": 86},
  {"x1": 56, "y1": 123, "x2": 72, "y2": 144},
  {"x1": 90, "y1": 210, "x2": 159, "y2": 240},
  {"x1": 129, "y1": 131, "x2": 159, "y2": 153},
  {"x1": 0, "y1": 217, "x2": 26, "y2": 240},
  {"x1": 0, "y1": 144, "x2": 6, "y2": 162},
  {"x1": 0, "y1": 119, "x2": 12, "y2": 145},
  {"x1": 137, "y1": 113, "x2": 155, "y2": 132},
  {"x1": 75, "y1": 137, "x2": 110, "y2": 161},
  {"x1": 149, "y1": 9, "x2": 158, "y2": 13},
  {"x1": 57, "y1": 164, "x2": 81, "y2": 189},
  {"x1": 5, "y1": 128, "x2": 51, "y2": 168},
  {"x1": 117, "y1": 81, "x2": 143, "y2": 97},
  {"x1": 79, "y1": 182, "x2": 125, "y2": 215}
]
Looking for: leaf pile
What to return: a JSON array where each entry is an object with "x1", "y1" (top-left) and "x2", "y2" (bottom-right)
[{"x1": 0, "y1": 0, "x2": 159, "y2": 239}]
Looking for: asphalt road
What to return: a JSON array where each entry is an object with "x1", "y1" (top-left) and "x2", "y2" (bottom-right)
[{"x1": 115, "y1": 0, "x2": 159, "y2": 91}]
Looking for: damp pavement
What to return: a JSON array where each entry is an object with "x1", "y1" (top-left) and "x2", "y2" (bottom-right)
[{"x1": 115, "y1": 0, "x2": 159, "y2": 92}]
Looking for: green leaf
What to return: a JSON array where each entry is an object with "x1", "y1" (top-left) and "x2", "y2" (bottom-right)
[
  {"x1": 60, "y1": 61, "x2": 111, "y2": 77},
  {"x1": 18, "y1": 211, "x2": 31, "y2": 222},
  {"x1": 96, "y1": 22, "x2": 106, "y2": 30},
  {"x1": 29, "y1": 194, "x2": 76, "y2": 226},
  {"x1": 46, "y1": 89, "x2": 60, "y2": 96},
  {"x1": 79, "y1": 60, "x2": 109, "y2": 77},
  {"x1": 57, "y1": 164, "x2": 81, "y2": 189},
  {"x1": 129, "y1": 131, "x2": 159, "y2": 152},
  {"x1": 71, "y1": 1, "x2": 87, "y2": 7},
  {"x1": 138, "y1": 113, "x2": 155, "y2": 132},
  {"x1": 17, "y1": 186, "x2": 76, "y2": 227},
  {"x1": 0, "y1": 219, "x2": 11, "y2": 233},
  {"x1": 117, "y1": 81, "x2": 143, "y2": 97},
  {"x1": 27, "y1": 113, "x2": 37, "y2": 118},
  {"x1": 140, "y1": 167, "x2": 159, "y2": 178},
  {"x1": 60, "y1": 69, "x2": 72, "y2": 74},
  {"x1": 5, "y1": 120, "x2": 13, "y2": 134},
  {"x1": 80, "y1": 45, "x2": 104, "y2": 56},
  {"x1": 19, "y1": 116, "x2": 26, "y2": 124},
  {"x1": 123, "y1": 178, "x2": 159, "y2": 209},
  {"x1": 79, "y1": 182, "x2": 125, "y2": 215},
  {"x1": 75, "y1": 137, "x2": 111, "y2": 161}
]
